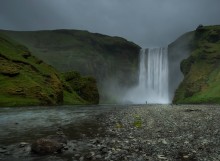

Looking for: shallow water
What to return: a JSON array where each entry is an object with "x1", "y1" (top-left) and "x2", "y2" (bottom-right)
[
  {"x1": 0, "y1": 105, "x2": 124, "y2": 145},
  {"x1": 1, "y1": 104, "x2": 219, "y2": 161}
]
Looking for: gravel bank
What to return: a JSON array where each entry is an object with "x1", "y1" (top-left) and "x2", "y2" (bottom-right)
[
  {"x1": 1, "y1": 105, "x2": 220, "y2": 161},
  {"x1": 96, "y1": 104, "x2": 220, "y2": 161}
]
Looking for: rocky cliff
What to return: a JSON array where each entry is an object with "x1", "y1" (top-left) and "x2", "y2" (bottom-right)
[
  {"x1": 0, "y1": 33, "x2": 99, "y2": 107},
  {"x1": 168, "y1": 31, "x2": 194, "y2": 101},
  {"x1": 169, "y1": 25, "x2": 220, "y2": 104},
  {"x1": 0, "y1": 29, "x2": 141, "y2": 103}
]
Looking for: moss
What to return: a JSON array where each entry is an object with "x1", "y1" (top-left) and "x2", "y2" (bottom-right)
[
  {"x1": 63, "y1": 91, "x2": 86, "y2": 105},
  {"x1": 0, "y1": 33, "x2": 98, "y2": 107},
  {"x1": 62, "y1": 71, "x2": 99, "y2": 104},
  {"x1": 0, "y1": 94, "x2": 40, "y2": 107},
  {"x1": 0, "y1": 60, "x2": 20, "y2": 76},
  {"x1": 0, "y1": 29, "x2": 140, "y2": 103},
  {"x1": 133, "y1": 115, "x2": 142, "y2": 128},
  {"x1": 173, "y1": 25, "x2": 220, "y2": 104},
  {"x1": 115, "y1": 122, "x2": 123, "y2": 128}
]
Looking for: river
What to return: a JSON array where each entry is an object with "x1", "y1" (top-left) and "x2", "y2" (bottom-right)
[
  {"x1": 1, "y1": 104, "x2": 220, "y2": 161},
  {"x1": 0, "y1": 105, "x2": 128, "y2": 161},
  {"x1": 0, "y1": 105, "x2": 124, "y2": 145}
]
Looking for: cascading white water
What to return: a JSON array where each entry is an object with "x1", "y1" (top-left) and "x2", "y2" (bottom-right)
[
  {"x1": 138, "y1": 49, "x2": 147, "y2": 93},
  {"x1": 146, "y1": 48, "x2": 169, "y2": 104},
  {"x1": 124, "y1": 47, "x2": 170, "y2": 104}
]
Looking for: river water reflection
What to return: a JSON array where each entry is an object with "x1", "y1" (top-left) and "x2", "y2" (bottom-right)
[{"x1": 0, "y1": 105, "x2": 125, "y2": 145}]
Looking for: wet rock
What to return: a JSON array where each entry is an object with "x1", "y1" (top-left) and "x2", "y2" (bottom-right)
[
  {"x1": 99, "y1": 147, "x2": 108, "y2": 154},
  {"x1": 74, "y1": 153, "x2": 81, "y2": 159},
  {"x1": 19, "y1": 142, "x2": 29, "y2": 148},
  {"x1": 184, "y1": 109, "x2": 201, "y2": 113},
  {"x1": 161, "y1": 139, "x2": 168, "y2": 145},
  {"x1": 85, "y1": 151, "x2": 95, "y2": 160},
  {"x1": 47, "y1": 134, "x2": 67, "y2": 144},
  {"x1": 79, "y1": 156, "x2": 84, "y2": 161},
  {"x1": 31, "y1": 138, "x2": 63, "y2": 154},
  {"x1": 31, "y1": 134, "x2": 67, "y2": 154},
  {"x1": 63, "y1": 145, "x2": 68, "y2": 151},
  {"x1": 95, "y1": 154, "x2": 102, "y2": 159},
  {"x1": 177, "y1": 151, "x2": 197, "y2": 161},
  {"x1": 0, "y1": 148, "x2": 7, "y2": 153},
  {"x1": 157, "y1": 154, "x2": 167, "y2": 160},
  {"x1": 92, "y1": 139, "x2": 101, "y2": 145}
]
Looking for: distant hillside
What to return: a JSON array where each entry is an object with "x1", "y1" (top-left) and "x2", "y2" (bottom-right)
[
  {"x1": 0, "y1": 29, "x2": 140, "y2": 103},
  {"x1": 169, "y1": 25, "x2": 220, "y2": 104},
  {"x1": 0, "y1": 33, "x2": 99, "y2": 107}
]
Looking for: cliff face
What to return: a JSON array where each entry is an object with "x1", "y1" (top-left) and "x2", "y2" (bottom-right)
[
  {"x1": 62, "y1": 71, "x2": 99, "y2": 104},
  {"x1": 168, "y1": 31, "x2": 194, "y2": 101},
  {"x1": 0, "y1": 30, "x2": 141, "y2": 103},
  {"x1": 169, "y1": 25, "x2": 220, "y2": 104},
  {"x1": 0, "y1": 33, "x2": 99, "y2": 107}
]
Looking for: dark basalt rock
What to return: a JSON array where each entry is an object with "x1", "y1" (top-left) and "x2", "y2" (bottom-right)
[
  {"x1": 46, "y1": 134, "x2": 68, "y2": 145},
  {"x1": 31, "y1": 138, "x2": 63, "y2": 154},
  {"x1": 31, "y1": 133, "x2": 67, "y2": 154}
]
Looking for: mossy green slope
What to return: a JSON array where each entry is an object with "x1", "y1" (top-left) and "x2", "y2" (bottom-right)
[
  {"x1": 0, "y1": 33, "x2": 98, "y2": 107},
  {"x1": 0, "y1": 29, "x2": 140, "y2": 103},
  {"x1": 63, "y1": 71, "x2": 99, "y2": 104},
  {"x1": 168, "y1": 31, "x2": 195, "y2": 101},
  {"x1": 173, "y1": 25, "x2": 220, "y2": 104}
]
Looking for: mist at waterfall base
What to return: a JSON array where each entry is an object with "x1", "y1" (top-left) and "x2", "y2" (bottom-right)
[{"x1": 123, "y1": 48, "x2": 170, "y2": 104}]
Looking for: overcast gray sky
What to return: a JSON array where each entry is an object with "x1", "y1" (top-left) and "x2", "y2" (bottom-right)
[{"x1": 0, "y1": 0, "x2": 220, "y2": 47}]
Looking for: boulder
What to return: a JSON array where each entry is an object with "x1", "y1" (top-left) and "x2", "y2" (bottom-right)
[{"x1": 31, "y1": 133, "x2": 67, "y2": 154}]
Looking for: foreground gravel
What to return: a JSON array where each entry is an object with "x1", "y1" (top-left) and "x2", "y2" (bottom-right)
[
  {"x1": 96, "y1": 104, "x2": 220, "y2": 161},
  {"x1": 1, "y1": 104, "x2": 220, "y2": 161}
]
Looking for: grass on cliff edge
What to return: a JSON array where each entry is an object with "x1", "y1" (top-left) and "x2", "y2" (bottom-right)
[
  {"x1": 0, "y1": 33, "x2": 87, "y2": 107},
  {"x1": 0, "y1": 29, "x2": 140, "y2": 104},
  {"x1": 174, "y1": 25, "x2": 220, "y2": 104}
]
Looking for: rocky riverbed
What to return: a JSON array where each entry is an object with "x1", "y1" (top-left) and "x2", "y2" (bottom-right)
[{"x1": 0, "y1": 105, "x2": 220, "y2": 161}]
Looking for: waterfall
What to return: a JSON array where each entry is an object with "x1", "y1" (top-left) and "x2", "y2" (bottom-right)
[
  {"x1": 138, "y1": 49, "x2": 147, "y2": 92},
  {"x1": 145, "y1": 48, "x2": 169, "y2": 104},
  {"x1": 124, "y1": 47, "x2": 169, "y2": 104}
]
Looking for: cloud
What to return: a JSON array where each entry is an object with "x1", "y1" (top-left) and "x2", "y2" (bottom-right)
[{"x1": 0, "y1": 0, "x2": 220, "y2": 47}]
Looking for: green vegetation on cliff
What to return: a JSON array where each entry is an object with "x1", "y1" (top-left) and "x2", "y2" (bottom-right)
[
  {"x1": 168, "y1": 31, "x2": 194, "y2": 101},
  {"x1": 62, "y1": 71, "x2": 99, "y2": 104},
  {"x1": 173, "y1": 25, "x2": 220, "y2": 104},
  {"x1": 0, "y1": 29, "x2": 140, "y2": 103},
  {"x1": 0, "y1": 33, "x2": 99, "y2": 107}
]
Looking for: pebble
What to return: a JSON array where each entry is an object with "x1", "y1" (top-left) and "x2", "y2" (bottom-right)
[
  {"x1": 19, "y1": 142, "x2": 29, "y2": 148},
  {"x1": 183, "y1": 155, "x2": 189, "y2": 159},
  {"x1": 0, "y1": 149, "x2": 7, "y2": 153},
  {"x1": 79, "y1": 156, "x2": 84, "y2": 161},
  {"x1": 157, "y1": 154, "x2": 167, "y2": 160},
  {"x1": 161, "y1": 139, "x2": 168, "y2": 145},
  {"x1": 96, "y1": 154, "x2": 102, "y2": 159}
]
